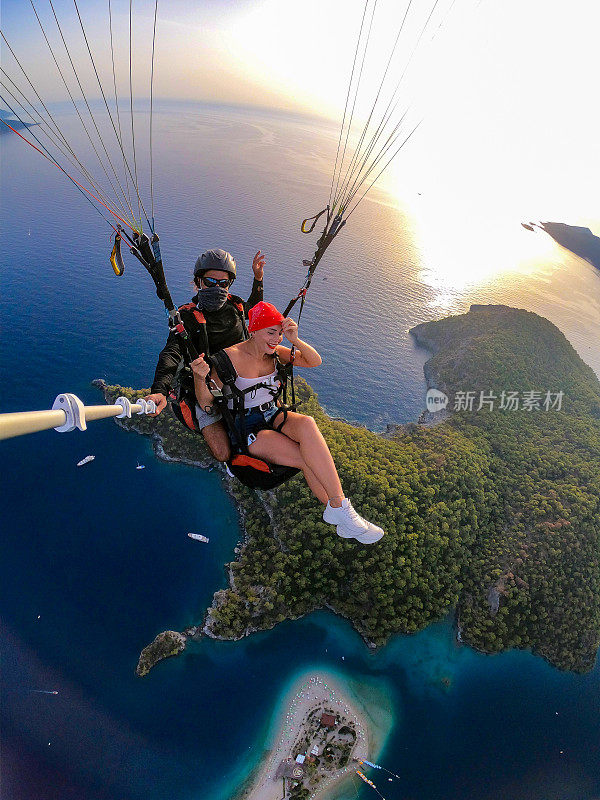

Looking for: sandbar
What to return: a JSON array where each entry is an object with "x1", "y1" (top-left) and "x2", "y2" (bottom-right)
[{"x1": 234, "y1": 669, "x2": 393, "y2": 800}]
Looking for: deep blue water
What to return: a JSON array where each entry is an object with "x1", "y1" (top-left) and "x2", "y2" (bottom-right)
[{"x1": 2, "y1": 102, "x2": 600, "y2": 800}]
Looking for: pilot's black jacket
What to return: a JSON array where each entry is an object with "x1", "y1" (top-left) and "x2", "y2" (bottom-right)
[{"x1": 150, "y1": 278, "x2": 263, "y2": 396}]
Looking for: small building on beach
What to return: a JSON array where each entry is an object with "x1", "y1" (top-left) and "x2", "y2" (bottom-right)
[
  {"x1": 320, "y1": 712, "x2": 336, "y2": 728},
  {"x1": 276, "y1": 759, "x2": 305, "y2": 780}
]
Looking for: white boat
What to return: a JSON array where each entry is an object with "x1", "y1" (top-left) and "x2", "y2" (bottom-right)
[
  {"x1": 188, "y1": 533, "x2": 209, "y2": 543},
  {"x1": 77, "y1": 455, "x2": 95, "y2": 467},
  {"x1": 136, "y1": 463, "x2": 145, "y2": 470}
]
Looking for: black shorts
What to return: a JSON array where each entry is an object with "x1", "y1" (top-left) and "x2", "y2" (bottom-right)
[{"x1": 230, "y1": 402, "x2": 282, "y2": 447}]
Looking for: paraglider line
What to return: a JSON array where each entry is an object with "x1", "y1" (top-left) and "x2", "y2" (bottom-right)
[
  {"x1": 0, "y1": 69, "x2": 125, "y2": 221},
  {"x1": 149, "y1": 0, "x2": 159, "y2": 230},
  {"x1": 335, "y1": 0, "x2": 415, "y2": 209},
  {"x1": 129, "y1": 0, "x2": 142, "y2": 226},
  {"x1": 337, "y1": 0, "x2": 441, "y2": 210},
  {"x1": 72, "y1": 0, "x2": 148, "y2": 227},
  {"x1": 108, "y1": 0, "x2": 135, "y2": 221},
  {"x1": 332, "y1": 0, "x2": 379, "y2": 208},
  {"x1": 1, "y1": 19, "x2": 127, "y2": 224},
  {"x1": 46, "y1": 0, "x2": 136, "y2": 224},
  {"x1": 346, "y1": 119, "x2": 422, "y2": 217},
  {"x1": 0, "y1": 115, "x2": 132, "y2": 231}
]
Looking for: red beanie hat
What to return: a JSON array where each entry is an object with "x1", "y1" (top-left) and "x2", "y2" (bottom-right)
[{"x1": 248, "y1": 301, "x2": 284, "y2": 332}]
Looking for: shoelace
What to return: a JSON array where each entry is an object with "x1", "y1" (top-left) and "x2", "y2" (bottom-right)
[{"x1": 344, "y1": 502, "x2": 361, "y2": 522}]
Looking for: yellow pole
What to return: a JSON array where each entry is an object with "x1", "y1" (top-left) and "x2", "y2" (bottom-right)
[
  {"x1": 0, "y1": 410, "x2": 68, "y2": 440},
  {"x1": 0, "y1": 401, "x2": 149, "y2": 441}
]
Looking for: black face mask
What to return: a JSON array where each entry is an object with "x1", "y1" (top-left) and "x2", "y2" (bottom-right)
[{"x1": 196, "y1": 285, "x2": 229, "y2": 312}]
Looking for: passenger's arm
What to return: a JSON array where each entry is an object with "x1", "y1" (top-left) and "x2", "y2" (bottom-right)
[
  {"x1": 277, "y1": 318, "x2": 322, "y2": 367},
  {"x1": 191, "y1": 356, "x2": 219, "y2": 412}
]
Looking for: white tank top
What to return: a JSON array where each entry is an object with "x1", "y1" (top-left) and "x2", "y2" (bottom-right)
[{"x1": 231, "y1": 369, "x2": 281, "y2": 409}]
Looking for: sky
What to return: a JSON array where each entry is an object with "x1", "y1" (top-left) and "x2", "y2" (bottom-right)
[{"x1": 1, "y1": 0, "x2": 599, "y2": 227}]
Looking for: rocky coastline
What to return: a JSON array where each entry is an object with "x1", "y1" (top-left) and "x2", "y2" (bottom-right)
[{"x1": 95, "y1": 302, "x2": 600, "y2": 676}]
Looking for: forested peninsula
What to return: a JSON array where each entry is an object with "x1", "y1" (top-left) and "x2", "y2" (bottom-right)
[
  {"x1": 101, "y1": 304, "x2": 600, "y2": 674},
  {"x1": 538, "y1": 221, "x2": 600, "y2": 269}
]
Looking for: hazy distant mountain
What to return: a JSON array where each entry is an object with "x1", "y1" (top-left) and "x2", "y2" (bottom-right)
[
  {"x1": 540, "y1": 221, "x2": 600, "y2": 270},
  {"x1": 0, "y1": 108, "x2": 36, "y2": 134}
]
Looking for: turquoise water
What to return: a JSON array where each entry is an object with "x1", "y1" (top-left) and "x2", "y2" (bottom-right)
[{"x1": 1, "y1": 102, "x2": 600, "y2": 799}]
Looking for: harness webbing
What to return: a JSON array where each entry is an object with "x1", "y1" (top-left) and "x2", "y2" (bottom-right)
[{"x1": 208, "y1": 349, "x2": 290, "y2": 455}]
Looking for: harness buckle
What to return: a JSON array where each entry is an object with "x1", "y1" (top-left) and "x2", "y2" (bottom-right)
[
  {"x1": 244, "y1": 401, "x2": 275, "y2": 415},
  {"x1": 209, "y1": 378, "x2": 223, "y2": 399},
  {"x1": 168, "y1": 308, "x2": 182, "y2": 329}
]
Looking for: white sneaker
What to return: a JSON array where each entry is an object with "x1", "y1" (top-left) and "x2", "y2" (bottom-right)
[
  {"x1": 323, "y1": 499, "x2": 385, "y2": 544},
  {"x1": 352, "y1": 523, "x2": 385, "y2": 544}
]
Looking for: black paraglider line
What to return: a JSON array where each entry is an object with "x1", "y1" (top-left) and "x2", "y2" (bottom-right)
[
  {"x1": 72, "y1": 0, "x2": 151, "y2": 229},
  {"x1": 331, "y1": 0, "x2": 379, "y2": 210},
  {"x1": 346, "y1": 119, "x2": 422, "y2": 218},
  {"x1": 73, "y1": 0, "x2": 150, "y2": 227},
  {"x1": 10, "y1": 0, "x2": 162, "y2": 234},
  {"x1": 335, "y1": 0, "x2": 416, "y2": 209},
  {"x1": 0, "y1": 38, "x2": 109, "y2": 213},
  {"x1": 108, "y1": 0, "x2": 135, "y2": 225},
  {"x1": 149, "y1": 0, "x2": 159, "y2": 231},
  {"x1": 339, "y1": 0, "x2": 461, "y2": 215},
  {"x1": 0, "y1": 22, "x2": 126, "y2": 225},
  {"x1": 129, "y1": 0, "x2": 143, "y2": 228},
  {"x1": 335, "y1": 2, "x2": 420, "y2": 206},
  {"x1": 47, "y1": 0, "x2": 137, "y2": 226},
  {"x1": 0, "y1": 66, "x2": 131, "y2": 228},
  {"x1": 339, "y1": 4, "x2": 442, "y2": 210},
  {"x1": 336, "y1": 0, "x2": 442, "y2": 212},
  {"x1": 294, "y1": 0, "x2": 450, "y2": 319},
  {"x1": 0, "y1": 104, "x2": 123, "y2": 231},
  {"x1": 327, "y1": 0, "x2": 371, "y2": 211},
  {"x1": 344, "y1": 108, "x2": 417, "y2": 212},
  {"x1": 0, "y1": 70, "x2": 102, "y2": 194},
  {"x1": 342, "y1": 104, "x2": 411, "y2": 210}
]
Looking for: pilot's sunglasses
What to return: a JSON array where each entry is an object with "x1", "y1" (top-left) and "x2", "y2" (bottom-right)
[{"x1": 202, "y1": 276, "x2": 231, "y2": 288}]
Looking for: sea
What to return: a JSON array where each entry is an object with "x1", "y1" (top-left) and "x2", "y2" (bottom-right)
[{"x1": 1, "y1": 101, "x2": 600, "y2": 800}]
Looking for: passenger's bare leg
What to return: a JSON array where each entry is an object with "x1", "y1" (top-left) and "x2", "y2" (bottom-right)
[
  {"x1": 273, "y1": 412, "x2": 343, "y2": 505},
  {"x1": 248, "y1": 429, "x2": 329, "y2": 504},
  {"x1": 202, "y1": 420, "x2": 231, "y2": 462}
]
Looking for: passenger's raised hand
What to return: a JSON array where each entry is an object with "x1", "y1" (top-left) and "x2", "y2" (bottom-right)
[
  {"x1": 252, "y1": 251, "x2": 265, "y2": 281},
  {"x1": 282, "y1": 317, "x2": 299, "y2": 344},
  {"x1": 190, "y1": 354, "x2": 210, "y2": 380}
]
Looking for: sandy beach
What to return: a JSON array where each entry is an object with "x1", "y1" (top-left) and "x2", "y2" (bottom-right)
[{"x1": 234, "y1": 670, "x2": 393, "y2": 800}]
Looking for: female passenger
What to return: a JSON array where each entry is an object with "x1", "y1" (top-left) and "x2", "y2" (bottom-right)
[{"x1": 190, "y1": 301, "x2": 384, "y2": 545}]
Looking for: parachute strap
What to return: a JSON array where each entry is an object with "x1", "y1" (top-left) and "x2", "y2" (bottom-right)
[
  {"x1": 209, "y1": 349, "x2": 238, "y2": 386},
  {"x1": 210, "y1": 350, "x2": 285, "y2": 401},
  {"x1": 110, "y1": 230, "x2": 125, "y2": 276},
  {"x1": 204, "y1": 351, "x2": 300, "y2": 490},
  {"x1": 271, "y1": 405, "x2": 290, "y2": 432},
  {"x1": 228, "y1": 296, "x2": 245, "y2": 317},
  {"x1": 301, "y1": 206, "x2": 329, "y2": 234},
  {"x1": 227, "y1": 296, "x2": 249, "y2": 337},
  {"x1": 283, "y1": 212, "x2": 346, "y2": 319},
  {"x1": 178, "y1": 303, "x2": 206, "y2": 328}
]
